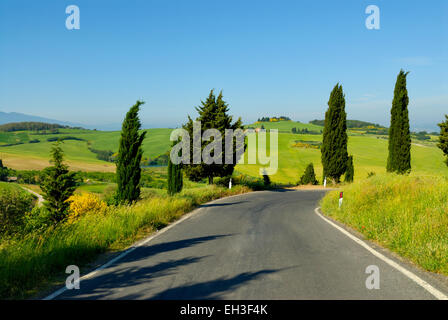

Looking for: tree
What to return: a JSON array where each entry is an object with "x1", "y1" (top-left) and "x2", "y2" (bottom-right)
[
  {"x1": 167, "y1": 143, "x2": 183, "y2": 195},
  {"x1": 116, "y1": 101, "x2": 147, "y2": 204},
  {"x1": 40, "y1": 141, "x2": 78, "y2": 222},
  {"x1": 438, "y1": 114, "x2": 448, "y2": 166},
  {"x1": 321, "y1": 84, "x2": 348, "y2": 183},
  {"x1": 387, "y1": 70, "x2": 411, "y2": 174},
  {"x1": 262, "y1": 169, "x2": 271, "y2": 187},
  {"x1": 183, "y1": 90, "x2": 243, "y2": 184},
  {"x1": 299, "y1": 163, "x2": 318, "y2": 185},
  {"x1": 345, "y1": 155, "x2": 354, "y2": 183},
  {"x1": 0, "y1": 160, "x2": 8, "y2": 182}
]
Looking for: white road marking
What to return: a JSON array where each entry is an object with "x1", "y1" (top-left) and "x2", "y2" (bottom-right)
[
  {"x1": 314, "y1": 207, "x2": 448, "y2": 300},
  {"x1": 43, "y1": 192, "x2": 249, "y2": 300}
]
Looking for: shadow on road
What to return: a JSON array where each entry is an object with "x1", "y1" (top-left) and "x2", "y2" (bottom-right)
[
  {"x1": 146, "y1": 269, "x2": 282, "y2": 300},
  {"x1": 199, "y1": 201, "x2": 248, "y2": 208},
  {"x1": 61, "y1": 234, "x2": 234, "y2": 300}
]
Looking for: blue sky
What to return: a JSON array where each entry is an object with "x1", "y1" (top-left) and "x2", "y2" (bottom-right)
[{"x1": 0, "y1": 0, "x2": 447, "y2": 131}]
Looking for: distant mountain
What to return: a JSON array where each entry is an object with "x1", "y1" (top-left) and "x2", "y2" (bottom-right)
[{"x1": 0, "y1": 111, "x2": 87, "y2": 128}]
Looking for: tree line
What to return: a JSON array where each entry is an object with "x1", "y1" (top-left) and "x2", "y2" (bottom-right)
[{"x1": 0, "y1": 122, "x2": 83, "y2": 132}]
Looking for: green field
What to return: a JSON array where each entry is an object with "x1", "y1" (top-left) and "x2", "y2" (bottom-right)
[
  {"x1": 0, "y1": 128, "x2": 172, "y2": 171},
  {"x1": 1, "y1": 122, "x2": 446, "y2": 182},
  {"x1": 236, "y1": 131, "x2": 447, "y2": 184}
]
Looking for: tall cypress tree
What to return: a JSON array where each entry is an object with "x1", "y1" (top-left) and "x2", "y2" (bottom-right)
[
  {"x1": 183, "y1": 90, "x2": 243, "y2": 184},
  {"x1": 387, "y1": 70, "x2": 411, "y2": 174},
  {"x1": 168, "y1": 142, "x2": 183, "y2": 195},
  {"x1": 0, "y1": 159, "x2": 8, "y2": 182},
  {"x1": 321, "y1": 84, "x2": 348, "y2": 183},
  {"x1": 438, "y1": 115, "x2": 448, "y2": 166},
  {"x1": 40, "y1": 141, "x2": 78, "y2": 222},
  {"x1": 116, "y1": 101, "x2": 146, "y2": 204}
]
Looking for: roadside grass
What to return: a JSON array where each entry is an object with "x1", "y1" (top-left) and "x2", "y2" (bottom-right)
[
  {"x1": 0, "y1": 184, "x2": 250, "y2": 299},
  {"x1": 320, "y1": 174, "x2": 448, "y2": 275}
]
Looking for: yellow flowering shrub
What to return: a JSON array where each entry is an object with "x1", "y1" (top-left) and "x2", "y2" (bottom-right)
[{"x1": 66, "y1": 193, "x2": 108, "y2": 222}]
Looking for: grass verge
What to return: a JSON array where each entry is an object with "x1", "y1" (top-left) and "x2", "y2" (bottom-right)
[
  {"x1": 0, "y1": 184, "x2": 250, "y2": 299},
  {"x1": 320, "y1": 174, "x2": 448, "y2": 275}
]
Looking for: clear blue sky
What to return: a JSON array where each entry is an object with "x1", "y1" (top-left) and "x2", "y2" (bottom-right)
[{"x1": 0, "y1": 0, "x2": 447, "y2": 131}]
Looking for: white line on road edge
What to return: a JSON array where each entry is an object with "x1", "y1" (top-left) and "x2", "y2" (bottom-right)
[
  {"x1": 43, "y1": 192, "x2": 250, "y2": 300},
  {"x1": 314, "y1": 207, "x2": 448, "y2": 300}
]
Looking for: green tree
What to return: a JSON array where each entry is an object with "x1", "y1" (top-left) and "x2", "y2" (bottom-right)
[
  {"x1": 321, "y1": 84, "x2": 348, "y2": 183},
  {"x1": 116, "y1": 101, "x2": 147, "y2": 204},
  {"x1": 262, "y1": 169, "x2": 271, "y2": 187},
  {"x1": 40, "y1": 141, "x2": 78, "y2": 222},
  {"x1": 438, "y1": 114, "x2": 448, "y2": 166},
  {"x1": 167, "y1": 143, "x2": 183, "y2": 195},
  {"x1": 387, "y1": 70, "x2": 411, "y2": 174},
  {"x1": 183, "y1": 90, "x2": 243, "y2": 184},
  {"x1": 345, "y1": 155, "x2": 354, "y2": 183},
  {"x1": 299, "y1": 163, "x2": 318, "y2": 185},
  {"x1": 0, "y1": 160, "x2": 8, "y2": 182}
]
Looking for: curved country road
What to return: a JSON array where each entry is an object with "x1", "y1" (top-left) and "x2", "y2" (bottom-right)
[{"x1": 49, "y1": 190, "x2": 448, "y2": 300}]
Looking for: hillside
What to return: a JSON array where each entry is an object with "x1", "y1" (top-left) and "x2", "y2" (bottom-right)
[
  {"x1": 0, "y1": 128, "x2": 172, "y2": 171},
  {"x1": 0, "y1": 120, "x2": 445, "y2": 182},
  {"x1": 246, "y1": 120, "x2": 323, "y2": 133}
]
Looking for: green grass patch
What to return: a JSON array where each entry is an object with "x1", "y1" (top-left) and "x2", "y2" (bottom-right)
[{"x1": 320, "y1": 174, "x2": 448, "y2": 275}]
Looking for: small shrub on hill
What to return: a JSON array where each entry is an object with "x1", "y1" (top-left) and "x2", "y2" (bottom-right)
[{"x1": 299, "y1": 163, "x2": 318, "y2": 185}]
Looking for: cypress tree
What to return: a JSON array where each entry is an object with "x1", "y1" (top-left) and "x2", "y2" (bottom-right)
[
  {"x1": 116, "y1": 101, "x2": 147, "y2": 204},
  {"x1": 0, "y1": 159, "x2": 8, "y2": 182},
  {"x1": 387, "y1": 70, "x2": 411, "y2": 174},
  {"x1": 183, "y1": 90, "x2": 243, "y2": 184},
  {"x1": 168, "y1": 143, "x2": 183, "y2": 195},
  {"x1": 345, "y1": 155, "x2": 354, "y2": 183},
  {"x1": 299, "y1": 163, "x2": 318, "y2": 185},
  {"x1": 40, "y1": 141, "x2": 78, "y2": 222},
  {"x1": 437, "y1": 114, "x2": 448, "y2": 166},
  {"x1": 321, "y1": 84, "x2": 348, "y2": 183}
]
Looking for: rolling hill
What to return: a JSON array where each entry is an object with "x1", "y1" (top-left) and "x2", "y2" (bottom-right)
[{"x1": 0, "y1": 120, "x2": 445, "y2": 183}]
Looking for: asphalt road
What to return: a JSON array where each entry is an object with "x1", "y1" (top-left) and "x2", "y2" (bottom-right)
[{"x1": 53, "y1": 190, "x2": 448, "y2": 300}]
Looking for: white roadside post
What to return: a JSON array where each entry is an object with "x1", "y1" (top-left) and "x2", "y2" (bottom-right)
[
  {"x1": 229, "y1": 178, "x2": 232, "y2": 189},
  {"x1": 324, "y1": 177, "x2": 327, "y2": 188},
  {"x1": 339, "y1": 192, "x2": 343, "y2": 208}
]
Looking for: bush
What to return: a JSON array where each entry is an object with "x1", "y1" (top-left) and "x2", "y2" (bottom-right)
[
  {"x1": 23, "y1": 207, "x2": 54, "y2": 233},
  {"x1": 299, "y1": 163, "x2": 318, "y2": 185},
  {"x1": 0, "y1": 184, "x2": 35, "y2": 234},
  {"x1": 214, "y1": 175, "x2": 232, "y2": 187},
  {"x1": 263, "y1": 174, "x2": 271, "y2": 186},
  {"x1": 66, "y1": 193, "x2": 108, "y2": 223}
]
